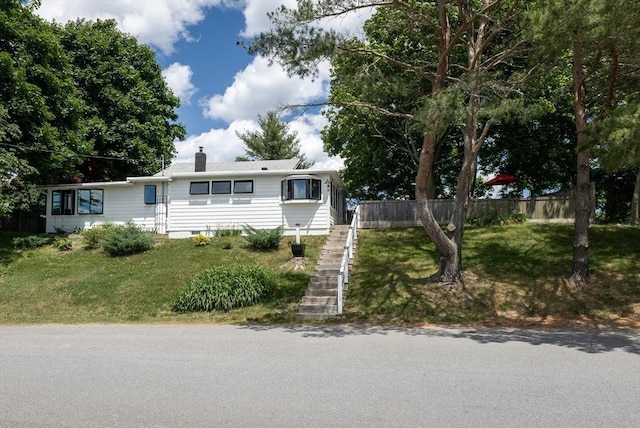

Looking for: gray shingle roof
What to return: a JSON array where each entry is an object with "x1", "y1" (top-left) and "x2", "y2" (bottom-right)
[{"x1": 154, "y1": 158, "x2": 301, "y2": 176}]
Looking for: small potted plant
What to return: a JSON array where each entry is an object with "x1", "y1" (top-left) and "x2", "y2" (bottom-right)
[{"x1": 289, "y1": 238, "x2": 305, "y2": 257}]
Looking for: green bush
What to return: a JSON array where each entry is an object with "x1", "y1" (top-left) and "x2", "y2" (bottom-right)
[
  {"x1": 170, "y1": 265, "x2": 275, "y2": 312},
  {"x1": 215, "y1": 224, "x2": 241, "y2": 237},
  {"x1": 54, "y1": 237, "x2": 73, "y2": 251},
  {"x1": 192, "y1": 234, "x2": 211, "y2": 246},
  {"x1": 12, "y1": 235, "x2": 52, "y2": 249},
  {"x1": 242, "y1": 225, "x2": 283, "y2": 250},
  {"x1": 221, "y1": 238, "x2": 233, "y2": 250},
  {"x1": 467, "y1": 210, "x2": 528, "y2": 227},
  {"x1": 81, "y1": 223, "x2": 116, "y2": 249},
  {"x1": 101, "y1": 223, "x2": 155, "y2": 256}
]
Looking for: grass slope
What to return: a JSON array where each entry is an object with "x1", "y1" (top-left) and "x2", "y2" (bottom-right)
[
  {"x1": 345, "y1": 224, "x2": 640, "y2": 327},
  {"x1": 0, "y1": 233, "x2": 324, "y2": 324},
  {"x1": 1, "y1": 224, "x2": 638, "y2": 327}
]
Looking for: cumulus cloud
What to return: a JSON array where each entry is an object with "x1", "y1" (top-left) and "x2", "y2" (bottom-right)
[
  {"x1": 162, "y1": 63, "x2": 197, "y2": 104},
  {"x1": 202, "y1": 56, "x2": 330, "y2": 122},
  {"x1": 35, "y1": 0, "x2": 234, "y2": 54},
  {"x1": 173, "y1": 119, "x2": 255, "y2": 164},
  {"x1": 175, "y1": 113, "x2": 343, "y2": 170},
  {"x1": 241, "y1": 0, "x2": 372, "y2": 38}
]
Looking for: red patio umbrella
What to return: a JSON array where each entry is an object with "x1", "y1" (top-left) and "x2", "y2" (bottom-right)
[{"x1": 484, "y1": 174, "x2": 518, "y2": 186}]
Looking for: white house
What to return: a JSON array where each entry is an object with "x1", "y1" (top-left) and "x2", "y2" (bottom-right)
[{"x1": 43, "y1": 150, "x2": 347, "y2": 238}]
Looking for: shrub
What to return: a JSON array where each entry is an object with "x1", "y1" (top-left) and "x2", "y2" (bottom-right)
[
  {"x1": 82, "y1": 223, "x2": 116, "y2": 249},
  {"x1": 221, "y1": 239, "x2": 233, "y2": 250},
  {"x1": 12, "y1": 235, "x2": 51, "y2": 249},
  {"x1": 215, "y1": 224, "x2": 241, "y2": 237},
  {"x1": 54, "y1": 237, "x2": 73, "y2": 251},
  {"x1": 101, "y1": 223, "x2": 155, "y2": 256},
  {"x1": 170, "y1": 265, "x2": 275, "y2": 313},
  {"x1": 242, "y1": 225, "x2": 283, "y2": 250},
  {"x1": 192, "y1": 234, "x2": 211, "y2": 246},
  {"x1": 467, "y1": 210, "x2": 527, "y2": 227}
]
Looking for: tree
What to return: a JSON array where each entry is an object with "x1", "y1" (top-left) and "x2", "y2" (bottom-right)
[
  {"x1": 1, "y1": 2, "x2": 185, "y2": 219},
  {"x1": 235, "y1": 110, "x2": 312, "y2": 167},
  {"x1": 60, "y1": 19, "x2": 185, "y2": 181},
  {"x1": 0, "y1": 0, "x2": 86, "y2": 186},
  {"x1": 529, "y1": 0, "x2": 640, "y2": 280},
  {"x1": 592, "y1": 99, "x2": 640, "y2": 225},
  {"x1": 249, "y1": 0, "x2": 533, "y2": 284},
  {"x1": 322, "y1": 6, "x2": 463, "y2": 200}
]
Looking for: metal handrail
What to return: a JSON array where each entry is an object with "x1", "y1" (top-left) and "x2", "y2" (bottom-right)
[{"x1": 337, "y1": 205, "x2": 359, "y2": 314}]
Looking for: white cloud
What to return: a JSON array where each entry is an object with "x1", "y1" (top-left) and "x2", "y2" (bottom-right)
[
  {"x1": 36, "y1": 0, "x2": 233, "y2": 54},
  {"x1": 201, "y1": 56, "x2": 330, "y2": 122},
  {"x1": 241, "y1": 0, "x2": 373, "y2": 38},
  {"x1": 174, "y1": 114, "x2": 343, "y2": 170},
  {"x1": 162, "y1": 63, "x2": 197, "y2": 105},
  {"x1": 241, "y1": 0, "x2": 297, "y2": 37},
  {"x1": 173, "y1": 120, "x2": 255, "y2": 164}
]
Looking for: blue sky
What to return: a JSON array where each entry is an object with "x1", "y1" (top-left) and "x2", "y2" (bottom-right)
[{"x1": 34, "y1": 0, "x2": 373, "y2": 170}]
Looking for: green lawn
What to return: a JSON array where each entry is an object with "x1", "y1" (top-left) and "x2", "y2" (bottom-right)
[
  {"x1": 0, "y1": 233, "x2": 324, "y2": 324},
  {"x1": 1, "y1": 224, "x2": 639, "y2": 327},
  {"x1": 344, "y1": 224, "x2": 640, "y2": 327}
]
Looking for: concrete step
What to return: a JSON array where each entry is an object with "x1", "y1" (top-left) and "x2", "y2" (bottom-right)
[
  {"x1": 301, "y1": 296, "x2": 338, "y2": 305},
  {"x1": 305, "y1": 288, "x2": 343, "y2": 297},
  {"x1": 296, "y1": 312, "x2": 340, "y2": 321},
  {"x1": 296, "y1": 304, "x2": 338, "y2": 314},
  {"x1": 296, "y1": 224, "x2": 355, "y2": 321}
]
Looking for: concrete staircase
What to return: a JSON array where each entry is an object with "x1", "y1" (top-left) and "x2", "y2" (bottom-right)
[{"x1": 296, "y1": 225, "x2": 353, "y2": 321}]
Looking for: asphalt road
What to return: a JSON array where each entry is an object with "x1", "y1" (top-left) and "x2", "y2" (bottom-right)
[{"x1": 1, "y1": 325, "x2": 639, "y2": 427}]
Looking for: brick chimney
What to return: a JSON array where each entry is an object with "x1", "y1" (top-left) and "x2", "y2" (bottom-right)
[{"x1": 195, "y1": 147, "x2": 206, "y2": 172}]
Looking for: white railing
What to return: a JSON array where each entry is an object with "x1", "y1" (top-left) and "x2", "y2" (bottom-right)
[{"x1": 337, "y1": 205, "x2": 360, "y2": 314}]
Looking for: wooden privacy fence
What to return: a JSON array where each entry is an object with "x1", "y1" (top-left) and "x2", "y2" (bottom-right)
[{"x1": 359, "y1": 195, "x2": 586, "y2": 228}]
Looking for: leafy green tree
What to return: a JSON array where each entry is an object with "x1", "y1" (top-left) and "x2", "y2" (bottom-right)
[
  {"x1": 0, "y1": 0, "x2": 86, "y2": 185},
  {"x1": 249, "y1": 0, "x2": 534, "y2": 284},
  {"x1": 592, "y1": 98, "x2": 640, "y2": 225},
  {"x1": 60, "y1": 19, "x2": 185, "y2": 181},
  {"x1": 235, "y1": 110, "x2": 312, "y2": 167},
  {"x1": 529, "y1": 0, "x2": 640, "y2": 281}
]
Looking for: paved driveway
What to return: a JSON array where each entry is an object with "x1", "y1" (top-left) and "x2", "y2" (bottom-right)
[{"x1": 1, "y1": 325, "x2": 639, "y2": 427}]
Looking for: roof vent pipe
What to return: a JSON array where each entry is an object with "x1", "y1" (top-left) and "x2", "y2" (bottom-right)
[{"x1": 195, "y1": 147, "x2": 206, "y2": 172}]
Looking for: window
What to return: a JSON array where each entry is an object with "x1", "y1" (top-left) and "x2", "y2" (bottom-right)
[
  {"x1": 78, "y1": 189, "x2": 104, "y2": 214},
  {"x1": 212, "y1": 180, "x2": 231, "y2": 194},
  {"x1": 282, "y1": 177, "x2": 321, "y2": 201},
  {"x1": 144, "y1": 185, "x2": 156, "y2": 204},
  {"x1": 233, "y1": 180, "x2": 253, "y2": 194},
  {"x1": 189, "y1": 181, "x2": 209, "y2": 195},
  {"x1": 51, "y1": 190, "x2": 75, "y2": 215}
]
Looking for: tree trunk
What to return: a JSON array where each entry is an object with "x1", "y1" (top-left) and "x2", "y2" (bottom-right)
[
  {"x1": 632, "y1": 168, "x2": 640, "y2": 226},
  {"x1": 571, "y1": 41, "x2": 591, "y2": 283},
  {"x1": 415, "y1": 0, "x2": 460, "y2": 284}
]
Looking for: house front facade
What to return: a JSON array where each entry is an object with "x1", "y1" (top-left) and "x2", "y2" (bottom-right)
[{"x1": 43, "y1": 152, "x2": 347, "y2": 238}]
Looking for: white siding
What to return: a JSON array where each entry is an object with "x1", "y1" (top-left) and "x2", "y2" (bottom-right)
[
  {"x1": 46, "y1": 184, "x2": 159, "y2": 233},
  {"x1": 166, "y1": 174, "x2": 332, "y2": 238},
  {"x1": 43, "y1": 170, "x2": 346, "y2": 239}
]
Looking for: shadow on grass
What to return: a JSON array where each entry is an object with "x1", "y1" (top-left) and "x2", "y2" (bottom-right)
[
  {"x1": 239, "y1": 324, "x2": 640, "y2": 355},
  {"x1": 0, "y1": 232, "x2": 32, "y2": 273}
]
